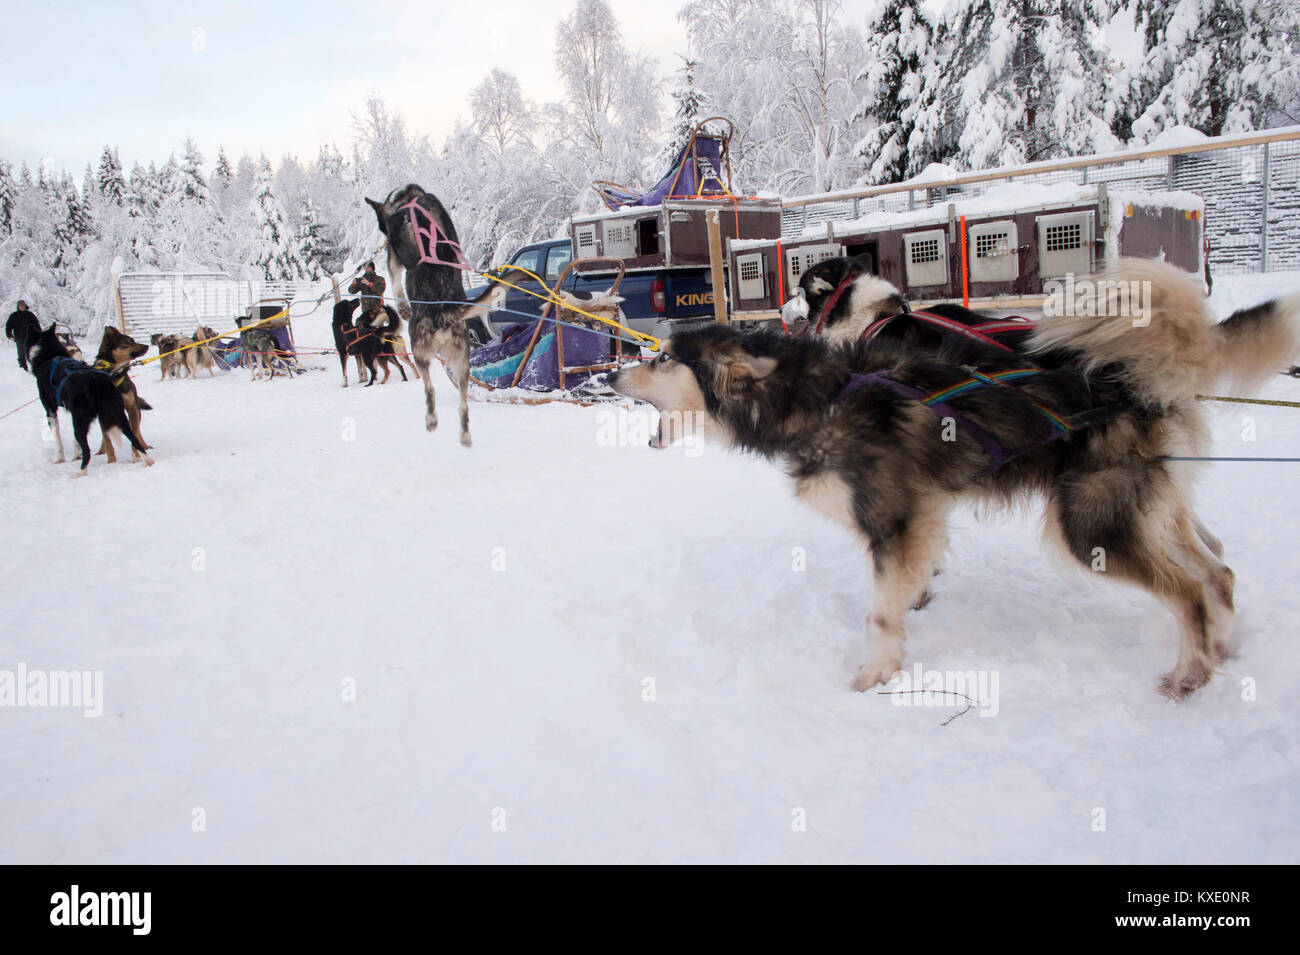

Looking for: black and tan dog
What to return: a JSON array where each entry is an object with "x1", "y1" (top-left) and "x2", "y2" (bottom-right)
[
  {"x1": 28, "y1": 326, "x2": 154, "y2": 474},
  {"x1": 331, "y1": 298, "x2": 370, "y2": 386},
  {"x1": 94, "y1": 327, "x2": 152, "y2": 456},
  {"x1": 365, "y1": 184, "x2": 506, "y2": 446},
  {"x1": 611, "y1": 259, "x2": 1300, "y2": 699}
]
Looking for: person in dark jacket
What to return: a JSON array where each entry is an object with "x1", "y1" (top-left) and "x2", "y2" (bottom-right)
[
  {"x1": 6, "y1": 301, "x2": 41, "y2": 370},
  {"x1": 348, "y1": 262, "x2": 387, "y2": 320}
]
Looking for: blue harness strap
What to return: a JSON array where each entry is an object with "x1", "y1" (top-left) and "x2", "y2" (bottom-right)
[{"x1": 47, "y1": 357, "x2": 108, "y2": 408}]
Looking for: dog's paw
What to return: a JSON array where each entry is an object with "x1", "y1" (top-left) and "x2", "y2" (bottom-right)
[
  {"x1": 71, "y1": 469, "x2": 87, "y2": 479},
  {"x1": 1159, "y1": 663, "x2": 1212, "y2": 700},
  {"x1": 852, "y1": 657, "x2": 904, "y2": 692},
  {"x1": 140, "y1": 456, "x2": 155, "y2": 467},
  {"x1": 460, "y1": 432, "x2": 473, "y2": 448},
  {"x1": 426, "y1": 415, "x2": 438, "y2": 432},
  {"x1": 910, "y1": 589, "x2": 934, "y2": 611}
]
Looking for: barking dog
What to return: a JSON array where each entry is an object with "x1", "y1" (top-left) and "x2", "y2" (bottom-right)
[
  {"x1": 365, "y1": 184, "x2": 506, "y2": 447},
  {"x1": 28, "y1": 326, "x2": 154, "y2": 474},
  {"x1": 610, "y1": 259, "x2": 1300, "y2": 698},
  {"x1": 94, "y1": 327, "x2": 152, "y2": 456}
]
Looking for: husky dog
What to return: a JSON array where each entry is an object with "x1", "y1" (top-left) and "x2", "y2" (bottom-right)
[
  {"x1": 610, "y1": 259, "x2": 1300, "y2": 698},
  {"x1": 94, "y1": 327, "x2": 152, "y2": 455},
  {"x1": 28, "y1": 326, "x2": 154, "y2": 474},
  {"x1": 150, "y1": 333, "x2": 197, "y2": 380},
  {"x1": 790, "y1": 255, "x2": 1040, "y2": 353},
  {"x1": 242, "y1": 327, "x2": 280, "y2": 381},
  {"x1": 332, "y1": 298, "x2": 368, "y2": 386},
  {"x1": 365, "y1": 184, "x2": 506, "y2": 447},
  {"x1": 191, "y1": 326, "x2": 219, "y2": 377}
]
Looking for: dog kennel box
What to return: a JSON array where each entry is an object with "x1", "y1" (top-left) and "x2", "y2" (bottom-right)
[
  {"x1": 728, "y1": 184, "x2": 1206, "y2": 317},
  {"x1": 570, "y1": 197, "x2": 782, "y2": 274}
]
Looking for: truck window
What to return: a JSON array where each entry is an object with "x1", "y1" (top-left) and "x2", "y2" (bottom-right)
[
  {"x1": 546, "y1": 244, "x2": 572, "y2": 283},
  {"x1": 509, "y1": 247, "x2": 542, "y2": 278}
]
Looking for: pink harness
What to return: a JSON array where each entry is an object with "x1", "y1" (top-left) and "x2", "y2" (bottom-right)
[{"x1": 399, "y1": 198, "x2": 472, "y2": 270}]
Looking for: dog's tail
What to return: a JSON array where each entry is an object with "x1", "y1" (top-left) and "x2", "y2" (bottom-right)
[{"x1": 1029, "y1": 258, "x2": 1300, "y2": 405}]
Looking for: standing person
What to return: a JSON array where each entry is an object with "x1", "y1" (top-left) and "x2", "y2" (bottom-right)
[
  {"x1": 348, "y1": 261, "x2": 386, "y2": 320},
  {"x1": 5, "y1": 301, "x2": 41, "y2": 371}
]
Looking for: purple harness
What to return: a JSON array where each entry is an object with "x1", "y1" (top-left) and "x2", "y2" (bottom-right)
[
  {"x1": 399, "y1": 198, "x2": 472, "y2": 271},
  {"x1": 836, "y1": 370, "x2": 1130, "y2": 477}
]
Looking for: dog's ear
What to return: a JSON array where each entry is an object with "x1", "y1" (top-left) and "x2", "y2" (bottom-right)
[
  {"x1": 714, "y1": 347, "x2": 777, "y2": 390},
  {"x1": 365, "y1": 197, "x2": 389, "y2": 234}
]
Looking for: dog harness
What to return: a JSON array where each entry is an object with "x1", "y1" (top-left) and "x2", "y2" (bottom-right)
[
  {"x1": 398, "y1": 198, "x2": 473, "y2": 271},
  {"x1": 835, "y1": 367, "x2": 1131, "y2": 477},
  {"x1": 46, "y1": 356, "x2": 109, "y2": 407},
  {"x1": 92, "y1": 358, "x2": 127, "y2": 388},
  {"x1": 859, "y1": 310, "x2": 1035, "y2": 353}
]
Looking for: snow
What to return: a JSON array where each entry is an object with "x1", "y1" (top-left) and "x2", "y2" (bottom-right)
[
  {"x1": 3, "y1": 272, "x2": 1300, "y2": 863},
  {"x1": 1146, "y1": 125, "x2": 1211, "y2": 150}
]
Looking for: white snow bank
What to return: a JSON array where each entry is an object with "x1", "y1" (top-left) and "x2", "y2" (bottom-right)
[{"x1": 1146, "y1": 125, "x2": 1211, "y2": 150}]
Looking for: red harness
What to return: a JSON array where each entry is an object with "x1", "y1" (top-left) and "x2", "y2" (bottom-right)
[
  {"x1": 399, "y1": 198, "x2": 472, "y2": 271},
  {"x1": 859, "y1": 310, "x2": 1032, "y2": 353}
]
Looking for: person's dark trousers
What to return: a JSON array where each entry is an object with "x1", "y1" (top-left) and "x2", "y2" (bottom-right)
[{"x1": 13, "y1": 328, "x2": 30, "y2": 370}]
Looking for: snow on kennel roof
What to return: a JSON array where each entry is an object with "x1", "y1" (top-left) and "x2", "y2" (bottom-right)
[{"x1": 731, "y1": 183, "x2": 1205, "y2": 251}]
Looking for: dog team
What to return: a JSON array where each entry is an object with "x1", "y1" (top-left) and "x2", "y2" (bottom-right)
[{"x1": 11, "y1": 179, "x2": 1300, "y2": 697}]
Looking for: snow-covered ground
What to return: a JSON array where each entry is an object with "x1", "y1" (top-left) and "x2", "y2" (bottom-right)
[{"x1": 3, "y1": 274, "x2": 1300, "y2": 864}]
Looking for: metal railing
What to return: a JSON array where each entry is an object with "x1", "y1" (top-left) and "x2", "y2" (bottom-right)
[{"x1": 780, "y1": 127, "x2": 1300, "y2": 275}]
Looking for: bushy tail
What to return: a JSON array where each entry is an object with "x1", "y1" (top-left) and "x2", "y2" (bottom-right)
[{"x1": 1029, "y1": 258, "x2": 1300, "y2": 405}]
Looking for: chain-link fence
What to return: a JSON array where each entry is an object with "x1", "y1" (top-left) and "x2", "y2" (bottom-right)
[{"x1": 781, "y1": 129, "x2": 1300, "y2": 276}]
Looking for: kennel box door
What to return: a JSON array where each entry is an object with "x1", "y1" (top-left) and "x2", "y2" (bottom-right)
[
  {"x1": 1036, "y1": 211, "x2": 1094, "y2": 278},
  {"x1": 602, "y1": 220, "x2": 637, "y2": 260},
  {"x1": 903, "y1": 230, "x2": 949, "y2": 288},
  {"x1": 574, "y1": 223, "x2": 600, "y2": 260},
  {"x1": 734, "y1": 252, "x2": 767, "y2": 301},
  {"x1": 785, "y1": 243, "x2": 842, "y2": 292},
  {"x1": 967, "y1": 220, "x2": 1020, "y2": 283}
]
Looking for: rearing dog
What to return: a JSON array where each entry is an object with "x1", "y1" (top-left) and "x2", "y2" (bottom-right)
[
  {"x1": 610, "y1": 259, "x2": 1300, "y2": 699},
  {"x1": 365, "y1": 184, "x2": 505, "y2": 447}
]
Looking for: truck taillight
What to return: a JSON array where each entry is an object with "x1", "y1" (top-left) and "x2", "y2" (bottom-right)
[{"x1": 650, "y1": 278, "x2": 665, "y2": 314}]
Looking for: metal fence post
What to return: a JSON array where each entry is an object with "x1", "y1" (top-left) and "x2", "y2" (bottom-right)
[
  {"x1": 1166, "y1": 155, "x2": 1175, "y2": 190},
  {"x1": 1261, "y1": 142, "x2": 1271, "y2": 272}
]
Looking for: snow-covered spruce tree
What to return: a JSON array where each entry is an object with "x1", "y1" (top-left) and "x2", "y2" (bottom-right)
[
  {"x1": 295, "y1": 195, "x2": 331, "y2": 280},
  {"x1": 96, "y1": 147, "x2": 126, "y2": 205},
  {"x1": 661, "y1": 55, "x2": 705, "y2": 165},
  {"x1": 247, "y1": 156, "x2": 308, "y2": 281},
  {"x1": 178, "y1": 139, "x2": 211, "y2": 205},
  {"x1": 855, "y1": 0, "x2": 940, "y2": 184},
  {"x1": 1115, "y1": 0, "x2": 1300, "y2": 141},
  {"x1": 930, "y1": 0, "x2": 1117, "y2": 169},
  {"x1": 0, "y1": 160, "x2": 16, "y2": 235}
]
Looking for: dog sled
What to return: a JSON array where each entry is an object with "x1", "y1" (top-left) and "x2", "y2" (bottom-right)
[
  {"x1": 593, "y1": 118, "x2": 735, "y2": 210},
  {"x1": 228, "y1": 299, "x2": 306, "y2": 378},
  {"x1": 454, "y1": 259, "x2": 642, "y2": 405}
]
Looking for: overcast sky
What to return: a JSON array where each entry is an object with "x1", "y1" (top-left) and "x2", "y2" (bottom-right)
[{"x1": 1, "y1": 0, "x2": 908, "y2": 177}]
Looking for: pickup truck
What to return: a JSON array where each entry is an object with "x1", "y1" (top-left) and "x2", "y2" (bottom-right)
[{"x1": 465, "y1": 239, "x2": 719, "y2": 346}]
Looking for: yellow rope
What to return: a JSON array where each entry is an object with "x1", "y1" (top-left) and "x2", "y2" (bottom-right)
[
  {"x1": 1197, "y1": 394, "x2": 1300, "y2": 409},
  {"x1": 485, "y1": 265, "x2": 661, "y2": 350},
  {"x1": 134, "y1": 309, "x2": 288, "y2": 366}
]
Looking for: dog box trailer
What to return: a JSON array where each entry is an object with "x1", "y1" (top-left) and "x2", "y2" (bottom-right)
[{"x1": 727, "y1": 184, "x2": 1206, "y2": 318}]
